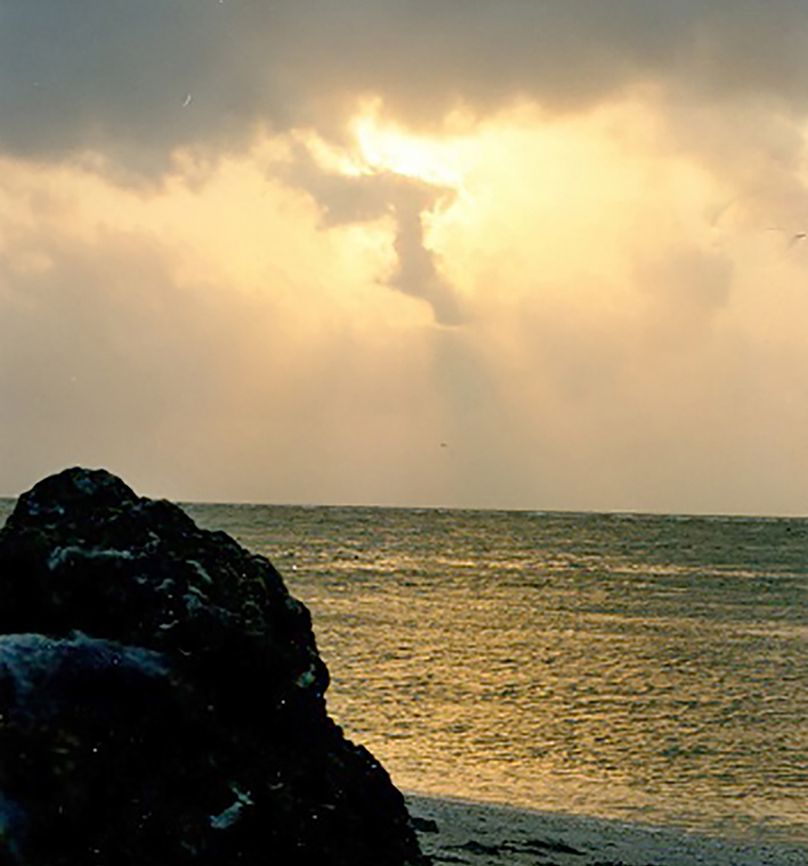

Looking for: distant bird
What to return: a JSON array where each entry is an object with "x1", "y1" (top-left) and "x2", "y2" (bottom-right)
[
  {"x1": 182, "y1": 93, "x2": 192, "y2": 108},
  {"x1": 440, "y1": 442, "x2": 448, "y2": 448},
  {"x1": 764, "y1": 227, "x2": 807, "y2": 248}
]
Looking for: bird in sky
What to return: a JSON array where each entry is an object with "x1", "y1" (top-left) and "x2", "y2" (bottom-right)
[{"x1": 764, "y1": 227, "x2": 807, "y2": 248}]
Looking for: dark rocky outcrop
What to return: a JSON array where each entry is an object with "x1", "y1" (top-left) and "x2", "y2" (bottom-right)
[{"x1": 0, "y1": 467, "x2": 428, "y2": 866}]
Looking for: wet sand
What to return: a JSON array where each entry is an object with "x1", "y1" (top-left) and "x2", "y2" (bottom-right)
[{"x1": 406, "y1": 794, "x2": 808, "y2": 866}]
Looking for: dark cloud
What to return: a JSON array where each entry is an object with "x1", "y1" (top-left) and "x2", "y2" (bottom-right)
[
  {"x1": 389, "y1": 198, "x2": 464, "y2": 326},
  {"x1": 3, "y1": 1, "x2": 808, "y2": 169},
  {"x1": 279, "y1": 146, "x2": 464, "y2": 323}
]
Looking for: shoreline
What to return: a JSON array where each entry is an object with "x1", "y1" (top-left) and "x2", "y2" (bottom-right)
[{"x1": 405, "y1": 793, "x2": 808, "y2": 866}]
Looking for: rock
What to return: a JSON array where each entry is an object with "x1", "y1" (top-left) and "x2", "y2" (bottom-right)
[
  {"x1": 412, "y1": 816, "x2": 440, "y2": 834},
  {"x1": 0, "y1": 467, "x2": 428, "y2": 866}
]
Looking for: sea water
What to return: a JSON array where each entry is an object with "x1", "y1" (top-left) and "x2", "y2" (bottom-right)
[{"x1": 2, "y1": 499, "x2": 807, "y2": 846}]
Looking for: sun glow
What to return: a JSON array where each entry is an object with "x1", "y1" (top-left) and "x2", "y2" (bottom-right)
[{"x1": 351, "y1": 114, "x2": 467, "y2": 189}]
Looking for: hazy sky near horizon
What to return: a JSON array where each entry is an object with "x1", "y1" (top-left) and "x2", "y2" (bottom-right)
[{"x1": 3, "y1": 1, "x2": 808, "y2": 514}]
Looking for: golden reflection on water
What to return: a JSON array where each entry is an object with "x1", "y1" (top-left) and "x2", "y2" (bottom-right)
[{"x1": 1, "y1": 494, "x2": 804, "y2": 843}]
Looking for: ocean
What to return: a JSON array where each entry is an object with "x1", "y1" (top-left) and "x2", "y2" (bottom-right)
[{"x1": 2, "y1": 499, "x2": 807, "y2": 846}]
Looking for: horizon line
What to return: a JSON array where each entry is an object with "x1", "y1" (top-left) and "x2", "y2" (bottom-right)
[{"x1": 2, "y1": 492, "x2": 801, "y2": 523}]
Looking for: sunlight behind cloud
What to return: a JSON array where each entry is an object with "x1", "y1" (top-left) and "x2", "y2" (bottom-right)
[
  {"x1": 4, "y1": 79, "x2": 808, "y2": 511},
  {"x1": 351, "y1": 110, "x2": 469, "y2": 190}
]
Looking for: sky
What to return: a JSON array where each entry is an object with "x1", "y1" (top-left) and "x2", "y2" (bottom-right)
[{"x1": 3, "y1": 1, "x2": 808, "y2": 514}]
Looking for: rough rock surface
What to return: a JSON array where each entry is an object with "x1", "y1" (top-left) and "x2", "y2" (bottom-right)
[{"x1": 0, "y1": 467, "x2": 427, "y2": 866}]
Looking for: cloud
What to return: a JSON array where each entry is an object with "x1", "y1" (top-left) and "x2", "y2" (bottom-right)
[
  {"x1": 0, "y1": 159, "x2": 450, "y2": 502},
  {"x1": 633, "y1": 245, "x2": 734, "y2": 346},
  {"x1": 389, "y1": 195, "x2": 464, "y2": 326},
  {"x1": 4, "y1": 1, "x2": 808, "y2": 171},
  {"x1": 4, "y1": 1, "x2": 806, "y2": 333},
  {"x1": 0, "y1": 227, "x2": 241, "y2": 492},
  {"x1": 4, "y1": 6, "x2": 808, "y2": 514},
  {"x1": 278, "y1": 145, "x2": 464, "y2": 324}
]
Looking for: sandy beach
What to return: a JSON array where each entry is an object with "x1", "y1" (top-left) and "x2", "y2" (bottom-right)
[{"x1": 406, "y1": 795, "x2": 808, "y2": 866}]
